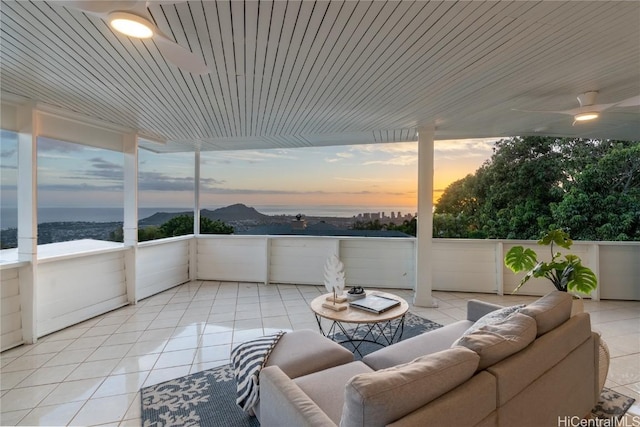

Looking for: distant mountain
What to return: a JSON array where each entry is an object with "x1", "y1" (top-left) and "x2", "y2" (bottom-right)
[
  {"x1": 139, "y1": 203, "x2": 270, "y2": 226},
  {"x1": 202, "y1": 203, "x2": 270, "y2": 222}
]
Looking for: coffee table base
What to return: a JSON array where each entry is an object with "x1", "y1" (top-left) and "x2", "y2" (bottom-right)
[{"x1": 314, "y1": 313, "x2": 406, "y2": 357}]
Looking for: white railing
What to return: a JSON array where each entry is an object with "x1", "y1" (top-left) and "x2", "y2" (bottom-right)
[{"x1": 1, "y1": 236, "x2": 638, "y2": 349}]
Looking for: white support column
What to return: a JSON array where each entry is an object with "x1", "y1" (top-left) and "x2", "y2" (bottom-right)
[
  {"x1": 190, "y1": 150, "x2": 201, "y2": 281},
  {"x1": 194, "y1": 150, "x2": 201, "y2": 235},
  {"x1": 17, "y1": 105, "x2": 38, "y2": 343},
  {"x1": 123, "y1": 133, "x2": 138, "y2": 304},
  {"x1": 414, "y1": 126, "x2": 437, "y2": 307}
]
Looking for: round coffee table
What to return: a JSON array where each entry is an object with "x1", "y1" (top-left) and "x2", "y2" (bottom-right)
[{"x1": 310, "y1": 291, "x2": 409, "y2": 356}]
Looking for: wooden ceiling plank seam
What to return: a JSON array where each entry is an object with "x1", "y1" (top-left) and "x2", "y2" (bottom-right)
[
  {"x1": 268, "y1": 0, "x2": 322, "y2": 136},
  {"x1": 61, "y1": 5, "x2": 191, "y2": 136},
  {"x1": 300, "y1": 0, "x2": 450, "y2": 134},
  {"x1": 37, "y1": 3, "x2": 159, "y2": 122},
  {"x1": 410, "y1": 1, "x2": 624, "y2": 113},
  {"x1": 150, "y1": 5, "x2": 211, "y2": 140},
  {"x1": 177, "y1": 2, "x2": 223, "y2": 140},
  {"x1": 307, "y1": 1, "x2": 425, "y2": 134},
  {"x1": 309, "y1": 1, "x2": 434, "y2": 134},
  {"x1": 41, "y1": 3, "x2": 181, "y2": 135},
  {"x1": 283, "y1": 0, "x2": 371, "y2": 135},
  {"x1": 243, "y1": 0, "x2": 258, "y2": 137},
  {"x1": 279, "y1": 0, "x2": 350, "y2": 136},
  {"x1": 230, "y1": 0, "x2": 246, "y2": 136},
  {"x1": 187, "y1": 2, "x2": 227, "y2": 138},
  {"x1": 249, "y1": 0, "x2": 272, "y2": 137},
  {"x1": 274, "y1": 1, "x2": 341, "y2": 136},
  {"x1": 340, "y1": 1, "x2": 560, "y2": 130},
  {"x1": 204, "y1": 0, "x2": 239, "y2": 137},
  {"x1": 0, "y1": 6, "x2": 140, "y2": 127},
  {"x1": 5, "y1": 3, "x2": 136, "y2": 122},
  {"x1": 0, "y1": 61, "x2": 103, "y2": 120},
  {"x1": 199, "y1": 3, "x2": 234, "y2": 138},
  {"x1": 256, "y1": 0, "x2": 289, "y2": 136},
  {"x1": 229, "y1": 1, "x2": 247, "y2": 136},
  {"x1": 292, "y1": 0, "x2": 389, "y2": 135},
  {"x1": 214, "y1": 0, "x2": 241, "y2": 136},
  {"x1": 355, "y1": 1, "x2": 530, "y2": 129},
  {"x1": 261, "y1": 0, "x2": 305, "y2": 136},
  {"x1": 0, "y1": 34, "x2": 111, "y2": 120},
  {"x1": 179, "y1": 18, "x2": 226, "y2": 141},
  {"x1": 384, "y1": 1, "x2": 629, "y2": 127},
  {"x1": 327, "y1": 1, "x2": 502, "y2": 132}
]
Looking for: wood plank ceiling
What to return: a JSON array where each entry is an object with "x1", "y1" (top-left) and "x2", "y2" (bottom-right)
[{"x1": 1, "y1": 1, "x2": 639, "y2": 152}]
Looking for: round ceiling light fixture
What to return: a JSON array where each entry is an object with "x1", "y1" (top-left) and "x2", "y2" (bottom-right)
[
  {"x1": 108, "y1": 12, "x2": 154, "y2": 39},
  {"x1": 574, "y1": 111, "x2": 600, "y2": 122}
]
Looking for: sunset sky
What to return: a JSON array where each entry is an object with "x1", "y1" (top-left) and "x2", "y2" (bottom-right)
[{"x1": 1, "y1": 130, "x2": 497, "y2": 213}]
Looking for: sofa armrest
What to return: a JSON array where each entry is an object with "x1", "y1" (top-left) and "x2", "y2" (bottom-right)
[
  {"x1": 467, "y1": 300, "x2": 504, "y2": 322},
  {"x1": 260, "y1": 366, "x2": 337, "y2": 427}
]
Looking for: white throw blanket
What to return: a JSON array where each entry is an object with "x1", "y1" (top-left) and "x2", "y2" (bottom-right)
[{"x1": 231, "y1": 331, "x2": 286, "y2": 413}]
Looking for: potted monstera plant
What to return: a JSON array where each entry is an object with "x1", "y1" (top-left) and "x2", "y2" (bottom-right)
[{"x1": 504, "y1": 229, "x2": 598, "y2": 301}]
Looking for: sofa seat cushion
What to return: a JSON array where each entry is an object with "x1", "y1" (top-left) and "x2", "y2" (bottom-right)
[
  {"x1": 294, "y1": 361, "x2": 373, "y2": 425},
  {"x1": 453, "y1": 312, "x2": 537, "y2": 370},
  {"x1": 520, "y1": 290, "x2": 572, "y2": 336},
  {"x1": 363, "y1": 320, "x2": 472, "y2": 370},
  {"x1": 341, "y1": 347, "x2": 480, "y2": 427},
  {"x1": 265, "y1": 329, "x2": 354, "y2": 379}
]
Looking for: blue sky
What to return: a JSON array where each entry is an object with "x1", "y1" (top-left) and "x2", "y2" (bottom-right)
[{"x1": 0, "y1": 130, "x2": 496, "y2": 211}]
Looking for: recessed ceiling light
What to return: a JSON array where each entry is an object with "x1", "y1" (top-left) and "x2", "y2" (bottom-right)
[
  {"x1": 574, "y1": 111, "x2": 599, "y2": 122},
  {"x1": 108, "y1": 12, "x2": 154, "y2": 39}
]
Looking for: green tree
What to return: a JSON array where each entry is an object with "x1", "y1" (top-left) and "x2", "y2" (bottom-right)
[
  {"x1": 551, "y1": 144, "x2": 640, "y2": 240},
  {"x1": 160, "y1": 215, "x2": 234, "y2": 237},
  {"x1": 434, "y1": 137, "x2": 640, "y2": 241}
]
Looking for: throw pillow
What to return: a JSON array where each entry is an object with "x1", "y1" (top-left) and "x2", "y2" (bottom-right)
[
  {"x1": 462, "y1": 304, "x2": 525, "y2": 336},
  {"x1": 341, "y1": 347, "x2": 480, "y2": 427},
  {"x1": 452, "y1": 312, "x2": 537, "y2": 370}
]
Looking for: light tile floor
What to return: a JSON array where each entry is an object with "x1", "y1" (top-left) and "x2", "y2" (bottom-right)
[{"x1": 1, "y1": 281, "x2": 639, "y2": 426}]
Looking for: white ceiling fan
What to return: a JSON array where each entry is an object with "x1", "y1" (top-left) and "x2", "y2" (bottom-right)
[
  {"x1": 515, "y1": 91, "x2": 640, "y2": 125},
  {"x1": 62, "y1": 1, "x2": 211, "y2": 75}
]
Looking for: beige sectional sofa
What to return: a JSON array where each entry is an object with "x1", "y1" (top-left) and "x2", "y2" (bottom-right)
[{"x1": 258, "y1": 291, "x2": 600, "y2": 427}]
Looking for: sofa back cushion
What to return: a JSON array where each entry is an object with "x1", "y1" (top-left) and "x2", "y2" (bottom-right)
[
  {"x1": 520, "y1": 291, "x2": 573, "y2": 336},
  {"x1": 340, "y1": 347, "x2": 479, "y2": 427},
  {"x1": 452, "y1": 312, "x2": 537, "y2": 370}
]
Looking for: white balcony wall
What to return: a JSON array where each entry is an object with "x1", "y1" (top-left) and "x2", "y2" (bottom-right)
[
  {"x1": 197, "y1": 236, "x2": 267, "y2": 283},
  {"x1": 340, "y1": 238, "x2": 414, "y2": 288},
  {"x1": 269, "y1": 237, "x2": 340, "y2": 286},
  {"x1": 137, "y1": 237, "x2": 191, "y2": 300},
  {"x1": 431, "y1": 240, "x2": 502, "y2": 293},
  {"x1": 598, "y1": 243, "x2": 640, "y2": 300},
  {"x1": 37, "y1": 250, "x2": 128, "y2": 336},
  {"x1": 1, "y1": 266, "x2": 23, "y2": 351}
]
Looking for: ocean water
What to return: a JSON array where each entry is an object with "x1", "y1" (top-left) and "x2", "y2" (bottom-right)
[{"x1": 0, "y1": 205, "x2": 417, "y2": 230}]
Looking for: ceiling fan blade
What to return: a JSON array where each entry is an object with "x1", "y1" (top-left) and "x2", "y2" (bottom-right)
[
  {"x1": 153, "y1": 32, "x2": 211, "y2": 75},
  {"x1": 613, "y1": 95, "x2": 640, "y2": 108},
  {"x1": 511, "y1": 108, "x2": 573, "y2": 115},
  {"x1": 61, "y1": 1, "x2": 139, "y2": 17}
]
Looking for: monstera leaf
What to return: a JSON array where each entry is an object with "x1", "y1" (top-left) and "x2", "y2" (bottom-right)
[
  {"x1": 505, "y1": 246, "x2": 538, "y2": 273},
  {"x1": 504, "y1": 229, "x2": 597, "y2": 295}
]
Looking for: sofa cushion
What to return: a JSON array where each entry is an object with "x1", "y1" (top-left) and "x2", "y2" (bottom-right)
[
  {"x1": 340, "y1": 347, "x2": 480, "y2": 427},
  {"x1": 452, "y1": 312, "x2": 537, "y2": 370},
  {"x1": 266, "y1": 329, "x2": 354, "y2": 379},
  {"x1": 519, "y1": 291, "x2": 573, "y2": 336},
  {"x1": 462, "y1": 304, "x2": 525, "y2": 336},
  {"x1": 294, "y1": 361, "x2": 373, "y2": 425},
  {"x1": 362, "y1": 320, "x2": 473, "y2": 370}
]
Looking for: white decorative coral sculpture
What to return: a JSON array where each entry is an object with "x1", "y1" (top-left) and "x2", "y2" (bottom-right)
[{"x1": 324, "y1": 254, "x2": 346, "y2": 300}]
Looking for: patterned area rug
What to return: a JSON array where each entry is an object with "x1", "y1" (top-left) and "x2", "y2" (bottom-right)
[{"x1": 141, "y1": 313, "x2": 635, "y2": 426}]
